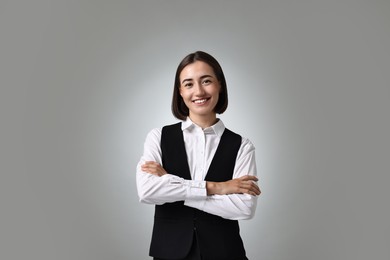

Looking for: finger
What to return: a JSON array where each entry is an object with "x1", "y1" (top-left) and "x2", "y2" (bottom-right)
[
  {"x1": 240, "y1": 187, "x2": 257, "y2": 196},
  {"x1": 141, "y1": 165, "x2": 154, "y2": 171},
  {"x1": 143, "y1": 161, "x2": 159, "y2": 166},
  {"x1": 249, "y1": 183, "x2": 261, "y2": 195},
  {"x1": 142, "y1": 162, "x2": 159, "y2": 169},
  {"x1": 247, "y1": 187, "x2": 260, "y2": 196},
  {"x1": 142, "y1": 164, "x2": 158, "y2": 173},
  {"x1": 143, "y1": 169, "x2": 162, "y2": 176},
  {"x1": 247, "y1": 181, "x2": 260, "y2": 192},
  {"x1": 240, "y1": 182, "x2": 261, "y2": 195},
  {"x1": 240, "y1": 180, "x2": 258, "y2": 188},
  {"x1": 142, "y1": 164, "x2": 167, "y2": 176},
  {"x1": 239, "y1": 175, "x2": 258, "y2": 182}
]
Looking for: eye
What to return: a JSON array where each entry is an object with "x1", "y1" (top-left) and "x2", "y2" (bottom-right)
[
  {"x1": 184, "y1": 82, "x2": 193, "y2": 88},
  {"x1": 202, "y1": 79, "x2": 212, "y2": 85}
]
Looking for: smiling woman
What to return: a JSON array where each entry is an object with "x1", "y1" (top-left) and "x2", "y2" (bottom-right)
[
  {"x1": 136, "y1": 51, "x2": 261, "y2": 260},
  {"x1": 178, "y1": 61, "x2": 222, "y2": 128}
]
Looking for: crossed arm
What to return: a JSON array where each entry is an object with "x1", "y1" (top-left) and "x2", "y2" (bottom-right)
[
  {"x1": 136, "y1": 128, "x2": 261, "y2": 220},
  {"x1": 141, "y1": 161, "x2": 260, "y2": 196}
]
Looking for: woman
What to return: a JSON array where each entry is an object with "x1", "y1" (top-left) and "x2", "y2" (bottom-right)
[{"x1": 136, "y1": 51, "x2": 261, "y2": 260}]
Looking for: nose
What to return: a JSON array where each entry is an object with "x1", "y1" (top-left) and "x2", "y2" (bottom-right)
[{"x1": 194, "y1": 82, "x2": 206, "y2": 96}]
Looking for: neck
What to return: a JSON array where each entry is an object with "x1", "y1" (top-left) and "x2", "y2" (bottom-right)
[{"x1": 189, "y1": 114, "x2": 217, "y2": 129}]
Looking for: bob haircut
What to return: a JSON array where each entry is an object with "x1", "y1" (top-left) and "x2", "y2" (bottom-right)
[{"x1": 171, "y1": 51, "x2": 228, "y2": 120}]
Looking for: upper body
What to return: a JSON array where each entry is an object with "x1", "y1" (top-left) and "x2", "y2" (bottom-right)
[
  {"x1": 135, "y1": 50, "x2": 261, "y2": 258},
  {"x1": 136, "y1": 117, "x2": 258, "y2": 220}
]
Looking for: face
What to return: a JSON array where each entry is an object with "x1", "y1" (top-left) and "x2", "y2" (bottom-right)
[{"x1": 179, "y1": 61, "x2": 221, "y2": 120}]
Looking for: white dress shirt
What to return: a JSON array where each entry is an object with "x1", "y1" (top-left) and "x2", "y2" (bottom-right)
[{"x1": 136, "y1": 118, "x2": 258, "y2": 220}]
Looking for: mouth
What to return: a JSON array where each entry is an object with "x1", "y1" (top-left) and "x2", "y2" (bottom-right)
[{"x1": 192, "y1": 97, "x2": 211, "y2": 105}]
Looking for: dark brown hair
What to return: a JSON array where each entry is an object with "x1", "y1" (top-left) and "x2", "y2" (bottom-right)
[{"x1": 171, "y1": 51, "x2": 228, "y2": 120}]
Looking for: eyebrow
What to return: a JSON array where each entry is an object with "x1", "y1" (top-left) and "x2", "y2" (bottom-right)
[{"x1": 181, "y1": 75, "x2": 214, "y2": 84}]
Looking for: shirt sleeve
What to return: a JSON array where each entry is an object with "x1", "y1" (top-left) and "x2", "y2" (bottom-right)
[
  {"x1": 136, "y1": 128, "x2": 207, "y2": 205},
  {"x1": 184, "y1": 137, "x2": 259, "y2": 220}
]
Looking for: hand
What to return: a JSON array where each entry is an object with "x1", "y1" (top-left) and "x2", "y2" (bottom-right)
[
  {"x1": 207, "y1": 175, "x2": 261, "y2": 196},
  {"x1": 141, "y1": 161, "x2": 167, "y2": 177}
]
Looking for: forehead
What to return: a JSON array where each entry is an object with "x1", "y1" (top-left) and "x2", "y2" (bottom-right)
[{"x1": 180, "y1": 61, "x2": 216, "y2": 80}]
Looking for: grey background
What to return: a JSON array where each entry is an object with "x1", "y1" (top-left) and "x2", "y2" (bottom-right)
[{"x1": 1, "y1": 0, "x2": 389, "y2": 259}]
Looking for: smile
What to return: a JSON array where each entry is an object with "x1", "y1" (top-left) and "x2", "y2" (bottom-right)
[{"x1": 192, "y1": 98, "x2": 210, "y2": 104}]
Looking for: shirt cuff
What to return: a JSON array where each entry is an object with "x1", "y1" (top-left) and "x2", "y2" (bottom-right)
[{"x1": 183, "y1": 179, "x2": 207, "y2": 199}]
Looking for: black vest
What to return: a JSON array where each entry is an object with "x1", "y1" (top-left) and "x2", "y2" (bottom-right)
[{"x1": 149, "y1": 123, "x2": 247, "y2": 260}]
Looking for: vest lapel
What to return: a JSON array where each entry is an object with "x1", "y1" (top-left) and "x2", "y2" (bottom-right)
[
  {"x1": 205, "y1": 128, "x2": 242, "y2": 182},
  {"x1": 161, "y1": 122, "x2": 192, "y2": 180}
]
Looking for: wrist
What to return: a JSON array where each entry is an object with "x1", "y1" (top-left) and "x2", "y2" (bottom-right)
[
  {"x1": 206, "y1": 181, "x2": 223, "y2": 195},
  {"x1": 206, "y1": 181, "x2": 217, "y2": 195}
]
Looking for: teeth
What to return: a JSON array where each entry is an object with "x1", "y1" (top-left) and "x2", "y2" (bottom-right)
[{"x1": 194, "y1": 98, "x2": 207, "y2": 104}]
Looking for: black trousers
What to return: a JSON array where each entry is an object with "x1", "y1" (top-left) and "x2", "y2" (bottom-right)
[{"x1": 153, "y1": 233, "x2": 201, "y2": 260}]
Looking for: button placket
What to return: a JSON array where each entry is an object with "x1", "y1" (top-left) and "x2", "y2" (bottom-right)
[{"x1": 195, "y1": 131, "x2": 205, "y2": 180}]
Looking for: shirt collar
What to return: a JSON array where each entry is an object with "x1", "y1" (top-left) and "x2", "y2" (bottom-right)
[{"x1": 181, "y1": 117, "x2": 225, "y2": 137}]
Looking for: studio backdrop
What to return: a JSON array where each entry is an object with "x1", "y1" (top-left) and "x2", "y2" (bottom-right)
[{"x1": 1, "y1": 1, "x2": 389, "y2": 259}]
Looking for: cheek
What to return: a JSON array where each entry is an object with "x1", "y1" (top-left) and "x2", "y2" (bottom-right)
[
  {"x1": 215, "y1": 85, "x2": 222, "y2": 95},
  {"x1": 180, "y1": 88, "x2": 190, "y2": 99},
  {"x1": 216, "y1": 83, "x2": 222, "y2": 93}
]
